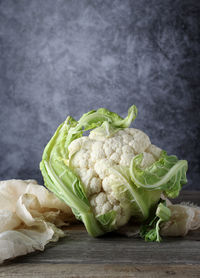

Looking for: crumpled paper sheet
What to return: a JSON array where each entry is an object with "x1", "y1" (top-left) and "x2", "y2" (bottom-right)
[
  {"x1": 0, "y1": 179, "x2": 75, "y2": 264},
  {"x1": 161, "y1": 203, "x2": 200, "y2": 236}
]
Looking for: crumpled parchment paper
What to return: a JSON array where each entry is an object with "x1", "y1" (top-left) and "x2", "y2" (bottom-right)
[
  {"x1": 161, "y1": 203, "x2": 200, "y2": 236},
  {"x1": 0, "y1": 179, "x2": 75, "y2": 264}
]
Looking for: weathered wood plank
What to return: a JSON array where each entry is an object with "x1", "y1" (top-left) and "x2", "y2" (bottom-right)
[{"x1": 0, "y1": 264, "x2": 200, "y2": 278}]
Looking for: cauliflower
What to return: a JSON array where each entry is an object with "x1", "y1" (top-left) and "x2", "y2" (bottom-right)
[
  {"x1": 68, "y1": 128, "x2": 162, "y2": 227},
  {"x1": 40, "y1": 105, "x2": 188, "y2": 239}
]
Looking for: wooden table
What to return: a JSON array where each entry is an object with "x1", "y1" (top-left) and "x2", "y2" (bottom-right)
[{"x1": 1, "y1": 191, "x2": 200, "y2": 278}]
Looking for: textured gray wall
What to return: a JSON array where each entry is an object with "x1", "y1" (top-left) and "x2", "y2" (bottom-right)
[{"x1": 0, "y1": 0, "x2": 199, "y2": 189}]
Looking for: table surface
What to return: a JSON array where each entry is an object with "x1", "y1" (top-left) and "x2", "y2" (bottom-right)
[{"x1": 1, "y1": 191, "x2": 200, "y2": 278}]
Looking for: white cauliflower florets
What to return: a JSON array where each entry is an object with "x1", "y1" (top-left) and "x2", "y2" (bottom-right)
[{"x1": 68, "y1": 128, "x2": 162, "y2": 227}]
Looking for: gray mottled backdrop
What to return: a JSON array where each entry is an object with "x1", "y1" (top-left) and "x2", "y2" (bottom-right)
[{"x1": 0, "y1": 0, "x2": 199, "y2": 189}]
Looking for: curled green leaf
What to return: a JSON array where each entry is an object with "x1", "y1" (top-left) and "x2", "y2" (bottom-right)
[{"x1": 130, "y1": 151, "x2": 188, "y2": 198}]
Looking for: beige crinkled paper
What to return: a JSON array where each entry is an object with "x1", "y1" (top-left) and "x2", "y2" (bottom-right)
[
  {"x1": 159, "y1": 196, "x2": 200, "y2": 236},
  {"x1": 161, "y1": 203, "x2": 200, "y2": 236},
  {"x1": 0, "y1": 179, "x2": 75, "y2": 264}
]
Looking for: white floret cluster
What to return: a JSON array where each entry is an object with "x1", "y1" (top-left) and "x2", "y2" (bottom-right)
[{"x1": 68, "y1": 128, "x2": 162, "y2": 227}]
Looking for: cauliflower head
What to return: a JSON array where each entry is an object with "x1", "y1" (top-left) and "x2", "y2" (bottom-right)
[
  {"x1": 68, "y1": 128, "x2": 162, "y2": 228},
  {"x1": 40, "y1": 105, "x2": 188, "y2": 238}
]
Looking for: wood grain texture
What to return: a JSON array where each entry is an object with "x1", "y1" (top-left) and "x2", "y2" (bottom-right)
[
  {"x1": 1, "y1": 264, "x2": 200, "y2": 278},
  {"x1": 1, "y1": 191, "x2": 200, "y2": 277}
]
